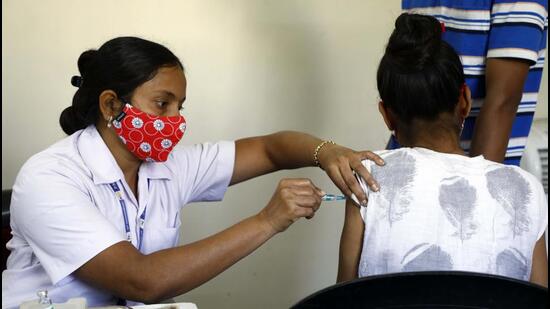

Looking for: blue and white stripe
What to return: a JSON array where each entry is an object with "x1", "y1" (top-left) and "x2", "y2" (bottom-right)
[
  {"x1": 492, "y1": 2, "x2": 548, "y2": 29},
  {"x1": 400, "y1": 0, "x2": 548, "y2": 166}
]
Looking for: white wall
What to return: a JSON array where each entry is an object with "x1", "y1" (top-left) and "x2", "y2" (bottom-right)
[{"x1": 2, "y1": 1, "x2": 548, "y2": 308}]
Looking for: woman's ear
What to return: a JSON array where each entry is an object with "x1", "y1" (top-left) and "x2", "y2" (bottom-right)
[
  {"x1": 378, "y1": 101, "x2": 395, "y2": 131},
  {"x1": 98, "y1": 90, "x2": 123, "y2": 121},
  {"x1": 456, "y1": 84, "x2": 472, "y2": 119}
]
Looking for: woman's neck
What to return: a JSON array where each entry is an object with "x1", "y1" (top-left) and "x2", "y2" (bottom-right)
[
  {"x1": 408, "y1": 137, "x2": 466, "y2": 156},
  {"x1": 397, "y1": 118, "x2": 465, "y2": 156}
]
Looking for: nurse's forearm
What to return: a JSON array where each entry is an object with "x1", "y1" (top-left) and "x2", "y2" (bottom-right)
[
  {"x1": 139, "y1": 177, "x2": 320, "y2": 301},
  {"x1": 231, "y1": 131, "x2": 382, "y2": 203},
  {"x1": 143, "y1": 213, "x2": 277, "y2": 301},
  {"x1": 75, "y1": 179, "x2": 319, "y2": 303},
  {"x1": 264, "y1": 131, "x2": 323, "y2": 169},
  {"x1": 75, "y1": 213, "x2": 278, "y2": 303},
  {"x1": 230, "y1": 131, "x2": 323, "y2": 185}
]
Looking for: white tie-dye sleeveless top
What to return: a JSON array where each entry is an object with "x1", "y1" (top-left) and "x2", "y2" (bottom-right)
[{"x1": 353, "y1": 147, "x2": 548, "y2": 281}]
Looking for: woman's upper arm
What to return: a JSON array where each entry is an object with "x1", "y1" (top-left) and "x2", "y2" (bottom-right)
[
  {"x1": 530, "y1": 235, "x2": 548, "y2": 287},
  {"x1": 530, "y1": 181, "x2": 548, "y2": 287},
  {"x1": 337, "y1": 199, "x2": 365, "y2": 283}
]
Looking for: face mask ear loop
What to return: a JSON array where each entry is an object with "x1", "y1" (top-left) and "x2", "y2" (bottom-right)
[{"x1": 107, "y1": 115, "x2": 113, "y2": 128}]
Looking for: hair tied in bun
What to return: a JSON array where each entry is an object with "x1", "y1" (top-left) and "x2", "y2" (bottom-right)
[{"x1": 71, "y1": 75, "x2": 83, "y2": 88}]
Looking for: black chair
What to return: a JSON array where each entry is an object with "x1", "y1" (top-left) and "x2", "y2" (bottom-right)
[
  {"x1": 292, "y1": 271, "x2": 548, "y2": 309},
  {"x1": 2, "y1": 189, "x2": 12, "y2": 270}
]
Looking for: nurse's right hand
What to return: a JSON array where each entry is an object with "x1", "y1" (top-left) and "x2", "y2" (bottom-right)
[{"x1": 258, "y1": 178, "x2": 324, "y2": 233}]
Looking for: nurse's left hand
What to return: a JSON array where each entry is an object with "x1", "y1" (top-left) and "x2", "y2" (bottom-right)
[{"x1": 317, "y1": 143, "x2": 385, "y2": 206}]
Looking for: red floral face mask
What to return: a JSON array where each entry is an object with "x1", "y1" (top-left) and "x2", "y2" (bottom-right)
[{"x1": 112, "y1": 103, "x2": 186, "y2": 162}]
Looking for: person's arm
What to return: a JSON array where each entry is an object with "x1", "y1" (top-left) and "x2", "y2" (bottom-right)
[
  {"x1": 75, "y1": 178, "x2": 323, "y2": 303},
  {"x1": 530, "y1": 235, "x2": 548, "y2": 287},
  {"x1": 468, "y1": 58, "x2": 530, "y2": 162},
  {"x1": 337, "y1": 199, "x2": 365, "y2": 283},
  {"x1": 230, "y1": 131, "x2": 384, "y2": 205}
]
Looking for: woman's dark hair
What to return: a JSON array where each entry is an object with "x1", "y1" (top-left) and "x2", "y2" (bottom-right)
[
  {"x1": 377, "y1": 13, "x2": 465, "y2": 131},
  {"x1": 59, "y1": 36, "x2": 183, "y2": 135}
]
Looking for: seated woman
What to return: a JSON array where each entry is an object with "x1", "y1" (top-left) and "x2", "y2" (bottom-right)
[{"x1": 337, "y1": 13, "x2": 548, "y2": 287}]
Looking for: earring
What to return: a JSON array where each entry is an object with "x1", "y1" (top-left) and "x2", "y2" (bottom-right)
[
  {"x1": 107, "y1": 116, "x2": 113, "y2": 128},
  {"x1": 459, "y1": 120, "x2": 465, "y2": 136}
]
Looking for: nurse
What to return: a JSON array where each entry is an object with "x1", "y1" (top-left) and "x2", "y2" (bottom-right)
[{"x1": 2, "y1": 36, "x2": 383, "y2": 308}]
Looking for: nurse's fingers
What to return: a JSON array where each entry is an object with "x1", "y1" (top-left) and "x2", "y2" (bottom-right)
[
  {"x1": 326, "y1": 166, "x2": 353, "y2": 199},
  {"x1": 358, "y1": 150, "x2": 385, "y2": 167},
  {"x1": 279, "y1": 178, "x2": 316, "y2": 188},
  {"x1": 260, "y1": 178, "x2": 324, "y2": 233},
  {"x1": 339, "y1": 164, "x2": 369, "y2": 205},
  {"x1": 290, "y1": 185, "x2": 324, "y2": 197},
  {"x1": 294, "y1": 206, "x2": 316, "y2": 220},
  {"x1": 294, "y1": 195, "x2": 322, "y2": 211}
]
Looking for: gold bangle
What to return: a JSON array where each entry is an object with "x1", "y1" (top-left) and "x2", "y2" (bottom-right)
[{"x1": 313, "y1": 140, "x2": 336, "y2": 169}]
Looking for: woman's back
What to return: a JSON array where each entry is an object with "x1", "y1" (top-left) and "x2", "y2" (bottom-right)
[{"x1": 355, "y1": 148, "x2": 547, "y2": 280}]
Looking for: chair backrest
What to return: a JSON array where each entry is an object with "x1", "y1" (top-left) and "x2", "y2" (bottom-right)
[
  {"x1": 2, "y1": 189, "x2": 12, "y2": 270},
  {"x1": 291, "y1": 271, "x2": 548, "y2": 309}
]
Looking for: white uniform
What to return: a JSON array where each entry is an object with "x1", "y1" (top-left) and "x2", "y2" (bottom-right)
[
  {"x1": 2, "y1": 126, "x2": 235, "y2": 308},
  {"x1": 353, "y1": 148, "x2": 547, "y2": 280}
]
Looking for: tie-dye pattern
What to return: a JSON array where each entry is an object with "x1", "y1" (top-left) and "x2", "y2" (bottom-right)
[
  {"x1": 401, "y1": 243, "x2": 453, "y2": 272},
  {"x1": 356, "y1": 148, "x2": 545, "y2": 282},
  {"x1": 439, "y1": 176, "x2": 478, "y2": 241},
  {"x1": 496, "y1": 248, "x2": 529, "y2": 280},
  {"x1": 370, "y1": 151, "x2": 417, "y2": 226},
  {"x1": 486, "y1": 167, "x2": 532, "y2": 238}
]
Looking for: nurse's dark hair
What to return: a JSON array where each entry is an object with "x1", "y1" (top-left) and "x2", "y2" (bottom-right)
[
  {"x1": 377, "y1": 13, "x2": 464, "y2": 130},
  {"x1": 59, "y1": 36, "x2": 183, "y2": 135}
]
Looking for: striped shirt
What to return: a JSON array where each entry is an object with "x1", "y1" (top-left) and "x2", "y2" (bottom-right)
[{"x1": 396, "y1": 0, "x2": 548, "y2": 166}]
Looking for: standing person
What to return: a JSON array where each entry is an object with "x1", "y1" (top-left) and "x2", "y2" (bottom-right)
[
  {"x1": 2, "y1": 36, "x2": 385, "y2": 308},
  {"x1": 388, "y1": 0, "x2": 548, "y2": 165},
  {"x1": 338, "y1": 13, "x2": 547, "y2": 287}
]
